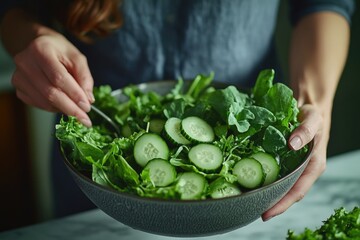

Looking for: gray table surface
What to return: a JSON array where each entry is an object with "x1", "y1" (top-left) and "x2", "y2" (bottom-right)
[{"x1": 1, "y1": 150, "x2": 359, "y2": 240}]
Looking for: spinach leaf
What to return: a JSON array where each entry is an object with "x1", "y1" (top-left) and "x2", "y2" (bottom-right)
[
  {"x1": 262, "y1": 125, "x2": 287, "y2": 154},
  {"x1": 255, "y1": 81, "x2": 300, "y2": 133},
  {"x1": 247, "y1": 106, "x2": 276, "y2": 129},
  {"x1": 163, "y1": 98, "x2": 187, "y2": 119},
  {"x1": 252, "y1": 69, "x2": 274, "y2": 102},
  {"x1": 207, "y1": 86, "x2": 250, "y2": 129}
]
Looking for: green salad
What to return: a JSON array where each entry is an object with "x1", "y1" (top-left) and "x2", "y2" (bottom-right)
[
  {"x1": 55, "y1": 69, "x2": 308, "y2": 200},
  {"x1": 287, "y1": 207, "x2": 360, "y2": 239}
]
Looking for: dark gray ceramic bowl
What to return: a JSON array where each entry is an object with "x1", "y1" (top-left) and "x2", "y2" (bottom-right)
[{"x1": 62, "y1": 81, "x2": 313, "y2": 237}]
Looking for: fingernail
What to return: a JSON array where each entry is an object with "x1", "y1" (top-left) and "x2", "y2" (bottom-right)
[
  {"x1": 290, "y1": 136, "x2": 302, "y2": 150},
  {"x1": 78, "y1": 100, "x2": 91, "y2": 112},
  {"x1": 87, "y1": 91, "x2": 95, "y2": 103},
  {"x1": 262, "y1": 216, "x2": 273, "y2": 222},
  {"x1": 80, "y1": 117, "x2": 92, "y2": 128},
  {"x1": 262, "y1": 213, "x2": 279, "y2": 222}
]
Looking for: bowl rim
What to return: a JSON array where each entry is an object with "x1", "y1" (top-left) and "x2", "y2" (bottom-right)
[{"x1": 61, "y1": 79, "x2": 315, "y2": 204}]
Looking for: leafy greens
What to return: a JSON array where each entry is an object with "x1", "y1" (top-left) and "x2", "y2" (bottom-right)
[
  {"x1": 55, "y1": 69, "x2": 308, "y2": 200},
  {"x1": 287, "y1": 207, "x2": 360, "y2": 239}
]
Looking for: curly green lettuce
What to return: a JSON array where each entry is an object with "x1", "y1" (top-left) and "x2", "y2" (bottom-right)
[{"x1": 287, "y1": 207, "x2": 360, "y2": 240}]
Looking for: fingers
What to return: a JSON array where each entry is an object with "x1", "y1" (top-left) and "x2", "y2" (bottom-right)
[
  {"x1": 39, "y1": 56, "x2": 91, "y2": 112},
  {"x1": 65, "y1": 52, "x2": 95, "y2": 103},
  {"x1": 45, "y1": 86, "x2": 93, "y2": 127},
  {"x1": 289, "y1": 104, "x2": 323, "y2": 150},
  {"x1": 12, "y1": 66, "x2": 93, "y2": 127},
  {"x1": 262, "y1": 150, "x2": 326, "y2": 221},
  {"x1": 12, "y1": 71, "x2": 58, "y2": 112},
  {"x1": 12, "y1": 35, "x2": 94, "y2": 127},
  {"x1": 261, "y1": 105, "x2": 328, "y2": 221},
  {"x1": 30, "y1": 41, "x2": 92, "y2": 111}
]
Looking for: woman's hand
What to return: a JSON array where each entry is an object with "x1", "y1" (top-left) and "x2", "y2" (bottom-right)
[
  {"x1": 261, "y1": 104, "x2": 330, "y2": 221},
  {"x1": 11, "y1": 33, "x2": 95, "y2": 127},
  {"x1": 261, "y1": 11, "x2": 351, "y2": 221}
]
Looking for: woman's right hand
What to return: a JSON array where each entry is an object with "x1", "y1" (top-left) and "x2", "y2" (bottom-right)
[{"x1": 11, "y1": 32, "x2": 95, "y2": 127}]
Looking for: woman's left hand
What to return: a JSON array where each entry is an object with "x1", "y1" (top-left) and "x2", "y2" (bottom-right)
[{"x1": 261, "y1": 103, "x2": 330, "y2": 221}]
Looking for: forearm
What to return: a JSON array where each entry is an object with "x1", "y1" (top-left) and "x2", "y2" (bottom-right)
[
  {"x1": 263, "y1": 9, "x2": 352, "y2": 221},
  {"x1": 289, "y1": 12, "x2": 350, "y2": 116},
  {"x1": 1, "y1": 8, "x2": 58, "y2": 56}
]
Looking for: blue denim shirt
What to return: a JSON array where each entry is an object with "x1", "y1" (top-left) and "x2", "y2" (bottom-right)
[
  {"x1": 67, "y1": 0, "x2": 281, "y2": 89},
  {"x1": 0, "y1": 0, "x2": 356, "y2": 89},
  {"x1": 68, "y1": 0, "x2": 355, "y2": 89}
]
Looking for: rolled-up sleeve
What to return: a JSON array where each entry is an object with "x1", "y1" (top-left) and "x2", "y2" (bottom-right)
[{"x1": 289, "y1": 0, "x2": 356, "y2": 25}]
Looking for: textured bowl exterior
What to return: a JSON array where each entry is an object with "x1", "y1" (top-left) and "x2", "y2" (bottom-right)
[
  {"x1": 62, "y1": 80, "x2": 313, "y2": 237},
  {"x1": 67, "y1": 161, "x2": 308, "y2": 237}
]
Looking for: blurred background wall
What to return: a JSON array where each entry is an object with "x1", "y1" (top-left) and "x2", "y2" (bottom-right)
[
  {"x1": 0, "y1": 0, "x2": 359, "y2": 232},
  {"x1": 0, "y1": 39, "x2": 55, "y2": 230}
]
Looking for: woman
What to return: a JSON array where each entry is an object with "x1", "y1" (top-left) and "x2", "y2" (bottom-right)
[{"x1": 0, "y1": 0, "x2": 355, "y2": 221}]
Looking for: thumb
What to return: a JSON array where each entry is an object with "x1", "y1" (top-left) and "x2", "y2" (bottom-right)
[{"x1": 289, "y1": 104, "x2": 322, "y2": 150}]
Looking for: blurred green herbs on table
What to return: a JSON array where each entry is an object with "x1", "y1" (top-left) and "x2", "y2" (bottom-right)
[
  {"x1": 55, "y1": 69, "x2": 308, "y2": 200},
  {"x1": 287, "y1": 207, "x2": 360, "y2": 239}
]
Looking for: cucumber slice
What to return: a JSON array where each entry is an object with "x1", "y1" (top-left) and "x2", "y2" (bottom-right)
[
  {"x1": 141, "y1": 159, "x2": 176, "y2": 187},
  {"x1": 149, "y1": 118, "x2": 166, "y2": 134},
  {"x1": 181, "y1": 116, "x2": 214, "y2": 143},
  {"x1": 188, "y1": 143, "x2": 223, "y2": 171},
  {"x1": 208, "y1": 178, "x2": 241, "y2": 199},
  {"x1": 164, "y1": 117, "x2": 191, "y2": 145},
  {"x1": 176, "y1": 172, "x2": 207, "y2": 200},
  {"x1": 232, "y1": 158, "x2": 265, "y2": 189},
  {"x1": 250, "y1": 152, "x2": 280, "y2": 186},
  {"x1": 133, "y1": 133, "x2": 169, "y2": 167}
]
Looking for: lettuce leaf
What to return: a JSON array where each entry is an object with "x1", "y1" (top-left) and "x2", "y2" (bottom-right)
[{"x1": 287, "y1": 207, "x2": 360, "y2": 239}]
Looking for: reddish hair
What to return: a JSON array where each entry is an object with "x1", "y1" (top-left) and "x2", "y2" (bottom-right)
[{"x1": 54, "y1": 0, "x2": 123, "y2": 43}]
